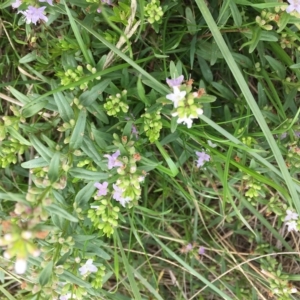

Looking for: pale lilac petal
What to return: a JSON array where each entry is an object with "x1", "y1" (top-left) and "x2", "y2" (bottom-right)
[
  {"x1": 198, "y1": 246, "x2": 205, "y2": 255},
  {"x1": 166, "y1": 75, "x2": 184, "y2": 87},
  {"x1": 39, "y1": 0, "x2": 53, "y2": 5}
]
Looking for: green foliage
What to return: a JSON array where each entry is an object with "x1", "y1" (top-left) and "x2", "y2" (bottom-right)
[{"x1": 2, "y1": 0, "x2": 300, "y2": 299}]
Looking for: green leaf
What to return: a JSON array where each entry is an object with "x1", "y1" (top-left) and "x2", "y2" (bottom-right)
[
  {"x1": 29, "y1": 135, "x2": 54, "y2": 162},
  {"x1": 22, "y1": 100, "x2": 48, "y2": 118},
  {"x1": 48, "y1": 152, "x2": 61, "y2": 183},
  {"x1": 115, "y1": 232, "x2": 142, "y2": 300},
  {"x1": 186, "y1": 7, "x2": 197, "y2": 35},
  {"x1": 137, "y1": 76, "x2": 150, "y2": 106},
  {"x1": 69, "y1": 109, "x2": 87, "y2": 149},
  {"x1": 21, "y1": 157, "x2": 48, "y2": 168},
  {"x1": 39, "y1": 261, "x2": 53, "y2": 286},
  {"x1": 155, "y1": 141, "x2": 179, "y2": 177},
  {"x1": 197, "y1": 55, "x2": 213, "y2": 83},
  {"x1": 69, "y1": 168, "x2": 109, "y2": 181},
  {"x1": 249, "y1": 27, "x2": 261, "y2": 53},
  {"x1": 51, "y1": 81, "x2": 74, "y2": 122},
  {"x1": 75, "y1": 182, "x2": 96, "y2": 206},
  {"x1": 197, "y1": 94, "x2": 217, "y2": 103},
  {"x1": 6, "y1": 127, "x2": 31, "y2": 146},
  {"x1": 229, "y1": 1, "x2": 242, "y2": 27},
  {"x1": 79, "y1": 80, "x2": 111, "y2": 107},
  {"x1": 19, "y1": 51, "x2": 37, "y2": 64},
  {"x1": 60, "y1": 270, "x2": 91, "y2": 288},
  {"x1": 265, "y1": 55, "x2": 286, "y2": 79},
  {"x1": 81, "y1": 137, "x2": 102, "y2": 166},
  {"x1": 277, "y1": 12, "x2": 290, "y2": 33},
  {"x1": 45, "y1": 204, "x2": 78, "y2": 223}
]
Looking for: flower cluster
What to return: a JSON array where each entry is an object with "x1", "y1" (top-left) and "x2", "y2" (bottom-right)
[
  {"x1": 166, "y1": 76, "x2": 204, "y2": 128},
  {"x1": 180, "y1": 242, "x2": 205, "y2": 256},
  {"x1": 144, "y1": 0, "x2": 164, "y2": 24},
  {"x1": 88, "y1": 135, "x2": 146, "y2": 236},
  {"x1": 12, "y1": 0, "x2": 53, "y2": 25},
  {"x1": 284, "y1": 209, "x2": 299, "y2": 232},
  {"x1": 104, "y1": 90, "x2": 129, "y2": 117}
]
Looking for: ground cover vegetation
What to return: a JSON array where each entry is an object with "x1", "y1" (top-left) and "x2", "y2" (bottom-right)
[{"x1": 0, "y1": 0, "x2": 300, "y2": 299}]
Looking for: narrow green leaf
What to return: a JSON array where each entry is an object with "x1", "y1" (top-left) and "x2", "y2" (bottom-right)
[
  {"x1": 75, "y1": 182, "x2": 96, "y2": 206},
  {"x1": 39, "y1": 261, "x2": 53, "y2": 286},
  {"x1": 22, "y1": 100, "x2": 48, "y2": 118},
  {"x1": 69, "y1": 168, "x2": 109, "y2": 181},
  {"x1": 265, "y1": 55, "x2": 286, "y2": 79},
  {"x1": 51, "y1": 81, "x2": 74, "y2": 122},
  {"x1": 60, "y1": 270, "x2": 91, "y2": 288},
  {"x1": 115, "y1": 232, "x2": 142, "y2": 300},
  {"x1": 186, "y1": 7, "x2": 197, "y2": 35},
  {"x1": 19, "y1": 51, "x2": 37, "y2": 64},
  {"x1": 229, "y1": 1, "x2": 242, "y2": 27},
  {"x1": 45, "y1": 204, "x2": 78, "y2": 223},
  {"x1": 6, "y1": 127, "x2": 31, "y2": 146},
  {"x1": 48, "y1": 152, "x2": 61, "y2": 183},
  {"x1": 21, "y1": 157, "x2": 48, "y2": 168},
  {"x1": 79, "y1": 80, "x2": 111, "y2": 107},
  {"x1": 64, "y1": 3, "x2": 93, "y2": 65},
  {"x1": 155, "y1": 141, "x2": 179, "y2": 177},
  {"x1": 69, "y1": 109, "x2": 87, "y2": 150},
  {"x1": 29, "y1": 135, "x2": 54, "y2": 162},
  {"x1": 137, "y1": 76, "x2": 150, "y2": 106}
]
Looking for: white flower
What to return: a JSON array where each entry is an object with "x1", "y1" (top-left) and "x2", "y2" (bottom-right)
[
  {"x1": 207, "y1": 140, "x2": 217, "y2": 148},
  {"x1": 166, "y1": 87, "x2": 186, "y2": 108},
  {"x1": 172, "y1": 108, "x2": 203, "y2": 129},
  {"x1": 78, "y1": 259, "x2": 98, "y2": 276},
  {"x1": 284, "y1": 209, "x2": 299, "y2": 221},
  {"x1": 286, "y1": 220, "x2": 298, "y2": 232},
  {"x1": 15, "y1": 258, "x2": 27, "y2": 274},
  {"x1": 118, "y1": 196, "x2": 131, "y2": 207},
  {"x1": 286, "y1": 0, "x2": 300, "y2": 14}
]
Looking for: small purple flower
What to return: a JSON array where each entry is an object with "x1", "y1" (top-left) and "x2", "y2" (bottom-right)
[
  {"x1": 284, "y1": 209, "x2": 299, "y2": 222},
  {"x1": 198, "y1": 246, "x2": 205, "y2": 255},
  {"x1": 39, "y1": 0, "x2": 53, "y2": 5},
  {"x1": 166, "y1": 75, "x2": 184, "y2": 87},
  {"x1": 112, "y1": 184, "x2": 131, "y2": 207},
  {"x1": 132, "y1": 125, "x2": 139, "y2": 139},
  {"x1": 195, "y1": 151, "x2": 210, "y2": 168},
  {"x1": 20, "y1": 6, "x2": 48, "y2": 25},
  {"x1": 78, "y1": 259, "x2": 98, "y2": 276},
  {"x1": 94, "y1": 181, "x2": 108, "y2": 196},
  {"x1": 186, "y1": 243, "x2": 193, "y2": 251},
  {"x1": 112, "y1": 184, "x2": 123, "y2": 201},
  {"x1": 279, "y1": 132, "x2": 287, "y2": 139},
  {"x1": 104, "y1": 150, "x2": 123, "y2": 169},
  {"x1": 295, "y1": 131, "x2": 300, "y2": 138},
  {"x1": 286, "y1": 0, "x2": 300, "y2": 13},
  {"x1": 12, "y1": 0, "x2": 22, "y2": 9}
]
